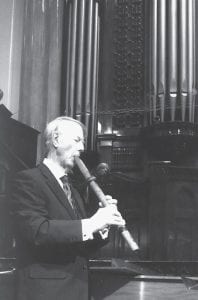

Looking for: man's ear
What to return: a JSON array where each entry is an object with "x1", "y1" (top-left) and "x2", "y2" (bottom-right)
[{"x1": 52, "y1": 131, "x2": 59, "y2": 148}]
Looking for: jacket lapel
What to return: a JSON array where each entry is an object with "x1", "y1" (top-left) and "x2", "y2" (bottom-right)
[{"x1": 38, "y1": 163, "x2": 76, "y2": 219}]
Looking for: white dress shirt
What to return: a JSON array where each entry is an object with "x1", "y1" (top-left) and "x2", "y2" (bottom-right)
[{"x1": 43, "y1": 158, "x2": 94, "y2": 241}]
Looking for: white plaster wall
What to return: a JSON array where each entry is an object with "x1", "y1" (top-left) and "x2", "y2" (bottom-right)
[{"x1": 0, "y1": 0, "x2": 24, "y2": 119}]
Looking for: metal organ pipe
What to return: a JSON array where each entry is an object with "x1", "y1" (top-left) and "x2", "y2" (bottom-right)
[
  {"x1": 64, "y1": 0, "x2": 99, "y2": 150},
  {"x1": 179, "y1": 0, "x2": 188, "y2": 122},
  {"x1": 150, "y1": 0, "x2": 158, "y2": 121},
  {"x1": 188, "y1": 0, "x2": 196, "y2": 122},
  {"x1": 148, "y1": 0, "x2": 197, "y2": 125},
  {"x1": 65, "y1": 3, "x2": 72, "y2": 116},
  {"x1": 158, "y1": 0, "x2": 166, "y2": 122},
  {"x1": 69, "y1": 0, "x2": 78, "y2": 117},
  {"x1": 76, "y1": 0, "x2": 86, "y2": 121},
  {"x1": 90, "y1": 2, "x2": 99, "y2": 149},
  {"x1": 192, "y1": 0, "x2": 196, "y2": 122},
  {"x1": 84, "y1": 0, "x2": 94, "y2": 130},
  {"x1": 168, "y1": 0, "x2": 178, "y2": 122}
]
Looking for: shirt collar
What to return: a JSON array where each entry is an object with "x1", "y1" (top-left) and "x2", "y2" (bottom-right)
[{"x1": 43, "y1": 158, "x2": 66, "y2": 182}]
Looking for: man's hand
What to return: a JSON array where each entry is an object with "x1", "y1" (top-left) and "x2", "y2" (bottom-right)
[
  {"x1": 99, "y1": 195, "x2": 118, "y2": 207},
  {"x1": 90, "y1": 201, "x2": 125, "y2": 234}
]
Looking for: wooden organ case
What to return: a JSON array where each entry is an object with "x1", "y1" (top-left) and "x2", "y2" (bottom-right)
[
  {"x1": 90, "y1": 4, "x2": 198, "y2": 299},
  {"x1": 84, "y1": 0, "x2": 198, "y2": 297},
  {"x1": 0, "y1": 105, "x2": 39, "y2": 300}
]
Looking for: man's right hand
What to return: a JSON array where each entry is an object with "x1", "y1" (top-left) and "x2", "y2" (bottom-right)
[{"x1": 89, "y1": 205, "x2": 126, "y2": 233}]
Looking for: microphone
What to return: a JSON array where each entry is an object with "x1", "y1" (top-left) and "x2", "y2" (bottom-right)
[
  {"x1": 95, "y1": 163, "x2": 141, "y2": 184},
  {"x1": 95, "y1": 163, "x2": 110, "y2": 177}
]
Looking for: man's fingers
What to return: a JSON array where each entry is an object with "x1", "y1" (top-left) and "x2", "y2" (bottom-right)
[
  {"x1": 99, "y1": 199, "x2": 118, "y2": 207},
  {"x1": 105, "y1": 195, "x2": 117, "y2": 205}
]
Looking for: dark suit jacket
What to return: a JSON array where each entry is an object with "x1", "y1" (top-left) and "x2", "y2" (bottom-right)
[{"x1": 10, "y1": 163, "x2": 106, "y2": 300}]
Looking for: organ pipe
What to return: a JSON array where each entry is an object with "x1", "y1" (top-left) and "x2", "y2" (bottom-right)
[
  {"x1": 158, "y1": 0, "x2": 166, "y2": 122},
  {"x1": 64, "y1": 0, "x2": 99, "y2": 150},
  {"x1": 69, "y1": 0, "x2": 78, "y2": 117},
  {"x1": 150, "y1": 0, "x2": 158, "y2": 121},
  {"x1": 192, "y1": 0, "x2": 196, "y2": 122},
  {"x1": 179, "y1": 0, "x2": 188, "y2": 121},
  {"x1": 188, "y1": 0, "x2": 196, "y2": 122},
  {"x1": 84, "y1": 0, "x2": 94, "y2": 130},
  {"x1": 65, "y1": 3, "x2": 72, "y2": 115},
  {"x1": 168, "y1": 0, "x2": 178, "y2": 122},
  {"x1": 76, "y1": 0, "x2": 86, "y2": 118},
  {"x1": 90, "y1": 2, "x2": 99, "y2": 149},
  {"x1": 148, "y1": 0, "x2": 197, "y2": 125}
]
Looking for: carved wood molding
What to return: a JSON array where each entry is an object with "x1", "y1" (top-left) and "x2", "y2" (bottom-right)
[
  {"x1": 112, "y1": 0, "x2": 145, "y2": 128},
  {"x1": 149, "y1": 163, "x2": 198, "y2": 183}
]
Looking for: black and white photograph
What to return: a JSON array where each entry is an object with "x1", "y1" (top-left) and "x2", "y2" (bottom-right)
[{"x1": 0, "y1": 0, "x2": 198, "y2": 299}]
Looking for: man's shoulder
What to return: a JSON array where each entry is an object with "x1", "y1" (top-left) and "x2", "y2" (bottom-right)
[
  {"x1": 14, "y1": 165, "x2": 42, "y2": 180},
  {"x1": 9, "y1": 166, "x2": 43, "y2": 193},
  {"x1": 14, "y1": 163, "x2": 55, "y2": 182}
]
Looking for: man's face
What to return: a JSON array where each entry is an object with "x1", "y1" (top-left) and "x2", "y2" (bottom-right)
[{"x1": 55, "y1": 121, "x2": 85, "y2": 170}]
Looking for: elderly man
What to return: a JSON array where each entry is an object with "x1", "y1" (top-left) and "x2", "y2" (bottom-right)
[{"x1": 10, "y1": 116, "x2": 125, "y2": 300}]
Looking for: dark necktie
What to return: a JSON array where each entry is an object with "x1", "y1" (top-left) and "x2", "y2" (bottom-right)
[{"x1": 60, "y1": 175, "x2": 80, "y2": 218}]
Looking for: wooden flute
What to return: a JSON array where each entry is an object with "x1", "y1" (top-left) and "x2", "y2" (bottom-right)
[{"x1": 74, "y1": 156, "x2": 139, "y2": 252}]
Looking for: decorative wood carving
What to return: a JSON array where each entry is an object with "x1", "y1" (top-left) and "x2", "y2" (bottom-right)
[
  {"x1": 112, "y1": 0, "x2": 145, "y2": 129},
  {"x1": 98, "y1": 0, "x2": 145, "y2": 131}
]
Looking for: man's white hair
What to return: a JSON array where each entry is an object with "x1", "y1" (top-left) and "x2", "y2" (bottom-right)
[{"x1": 44, "y1": 116, "x2": 86, "y2": 155}]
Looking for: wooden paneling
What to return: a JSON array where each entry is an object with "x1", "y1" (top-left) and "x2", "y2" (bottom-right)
[
  {"x1": 0, "y1": 105, "x2": 38, "y2": 299},
  {"x1": 90, "y1": 269, "x2": 198, "y2": 300},
  {"x1": 148, "y1": 163, "x2": 198, "y2": 261}
]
